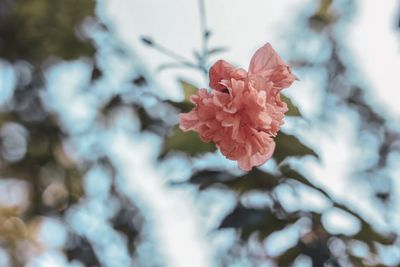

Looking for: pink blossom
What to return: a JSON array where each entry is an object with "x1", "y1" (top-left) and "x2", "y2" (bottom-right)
[{"x1": 179, "y1": 43, "x2": 297, "y2": 171}]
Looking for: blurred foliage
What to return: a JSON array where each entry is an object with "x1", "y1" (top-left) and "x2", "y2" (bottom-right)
[
  {"x1": 189, "y1": 165, "x2": 395, "y2": 265},
  {"x1": 162, "y1": 125, "x2": 216, "y2": 157},
  {"x1": 280, "y1": 93, "x2": 302, "y2": 117},
  {"x1": 0, "y1": 0, "x2": 95, "y2": 63},
  {"x1": 1, "y1": 1, "x2": 106, "y2": 266},
  {"x1": 0, "y1": 0, "x2": 398, "y2": 266}
]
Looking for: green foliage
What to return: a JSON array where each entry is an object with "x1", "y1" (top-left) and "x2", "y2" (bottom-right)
[
  {"x1": 189, "y1": 169, "x2": 279, "y2": 193},
  {"x1": 0, "y1": 0, "x2": 95, "y2": 63},
  {"x1": 219, "y1": 205, "x2": 297, "y2": 240},
  {"x1": 187, "y1": 159, "x2": 396, "y2": 265},
  {"x1": 162, "y1": 80, "x2": 216, "y2": 156},
  {"x1": 0, "y1": 0, "x2": 397, "y2": 266},
  {"x1": 281, "y1": 93, "x2": 302, "y2": 117},
  {"x1": 180, "y1": 80, "x2": 197, "y2": 102},
  {"x1": 162, "y1": 126, "x2": 216, "y2": 157},
  {"x1": 274, "y1": 132, "x2": 318, "y2": 163},
  {"x1": 165, "y1": 80, "x2": 196, "y2": 113}
]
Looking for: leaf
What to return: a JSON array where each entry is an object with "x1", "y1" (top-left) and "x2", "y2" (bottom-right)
[
  {"x1": 281, "y1": 93, "x2": 302, "y2": 117},
  {"x1": 137, "y1": 107, "x2": 165, "y2": 134},
  {"x1": 188, "y1": 170, "x2": 236, "y2": 190},
  {"x1": 165, "y1": 100, "x2": 194, "y2": 113},
  {"x1": 163, "y1": 80, "x2": 198, "y2": 112},
  {"x1": 180, "y1": 80, "x2": 198, "y2": 103},
  {"x1": 220, "y1": 205, "x2": 294, "y2": 241},
  {"x1": 352, "y1": 222, "x2": 396, "y2": 249},
  {"x1": 132, "y1": 75, "x2": 147, "y2": 86},
  {"x1": 204, "y1": 30, "x2": 212, "y2": 39},
  {"x1": 140, "y1": 36, "x2": 154, "y2": 46},
  {"x1": 276, "y1": 246, "x2": 301, "y2": 266},
  {"x1": 280, "y1": 165, "x2": 320, "y2": 192},
  {"x1": 162, "y1": 126, "x2": 216, "y2": 157},
  {"x1": 188, "y1": 169, "x2": 280, "y2": 192},
  {"x1": 222, "y1": 169, "x2": 280, "y2": 194},
  {"x1": 274, "y1": 132, "x2": 318, "y2": 163},
  {"x1": 279, "y1": 165, "x2": 395, "y2": 248},
  {"x1": 0, "y1": 0, "x2": 96, "y2": 63},
  {"x1": 207, "y1": 47, "x2": 228, "y2": 56},
  {"x1": 348, "y1": 255, "x2": 366, "y2": 267},
  {"x1": 157, "y1": 63, "x2": 186, "y2": 72},
  {"x1": 220, "y1": 205, "x2": 266, "y2": 229}
]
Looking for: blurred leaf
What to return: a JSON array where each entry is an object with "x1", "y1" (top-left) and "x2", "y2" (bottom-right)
[
  {"x1": 222, "y1": 169, "x2": 280, "y2": 194},
  {"x1": 162, "y1": 80, "x2": 197, "y2": 120},
  {"x1": 348, "y1": 255, "x2": 366, "y2": 267},
  {"x1": 276, "y1": 246, "x2": 301, "y2": 266},
  {"x1": 0, "y1": 0, "x2": 96, "y2": 63},
  {"x1": 101, "y1": 95, "x2": 124, "y2": 114},
  {"x1": 220, "y1": 205, "x2": 294, "y2": 240},
  {"x1": 302, "y1": 239, "x2": 332, "y2": 266},
  {"x1": 162, "y1": 126, "x2": 216, "y2": 156},
  {"x1": 137, "y1": 107, "x2": 165, "y2": 134},
  {"x1": 207, "y1": 47, "x2": 228, "y2": 56},
  {"x1": 280, "y1": 164, "x2": 396, "y2": 248},
  {"x1": 274, "y1": 132, "x2": 318, "y2": 163},
  {"x1": 91, "y1": 65, "x2": 102, "y2": 81},
  {"x1": 66, "y1": 235, "x2": 101, "y2": 266},
  {"x1": 140, "y1": 36, "x2": 154, "y2": 46},
  {"x1": 281, "y1": 93, "x2": 302, "y2": 117},
  {"x1": 220, "y1": 205, "x2": 266, "y2": 229},
  {"x1": 193, "y1": 50, "x2": 202, "y2": 61},
  {"x1": 180, "y1": 80, "x2": 198, "y2": 103},
  {"x1": 280, "y1": 165, "x2": 309, "y2": 184},
  {"x1": 188, "y1": 168, "x2": 280, "y2": 193},
  {"x1": 111, "y1": 205, "x2": 141, "y2": 253},
  {"x1": 308, "y1": 0, "x2": 337, "y2": 29},
  {"x1": 204, "y1": 30, "x2": 212, "y2": 39},
  {"x1": 352, "y1": 222, "x2": 396, "y2": 249},
  {"x1": 279, "y1": 165, "x2": 325, "y2": 196},
  {"x1": 157, "y1": 63, "x2": 186, "y2": 72},
  {"x1": 132, "y1": 75, "x2": 147, "y2": 86},
  {"x1": 165, "y1": 100, "x2": 194, "y2": 113},
  {"x1": 188, "y1": 170, "x2": 236, "y2": 190}
]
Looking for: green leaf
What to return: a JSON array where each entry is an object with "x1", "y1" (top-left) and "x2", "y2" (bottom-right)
[
  {"x1": 162, "y1": 126, "x2": 216, "y2": 157},
  {"x1": 222, "y1": 169, "x2": 280, "y2": 194},
  {"x1": 165, "y1": 100, "x2": 193, "y2": 113},
  {"x1": 281, "y1": 93, "x2": 302, "y2": 117},
  {"x1": 188, "y1": 170, "x2": 236, "y2": 190},
  {"x1": 280, "y1": 165, "x2": 316, "y2": 189},
  {"x1": 187, "y1": 169, "x2": 280, "y2": 193},
  {"x1": 219, "y1": 205, "x2": 267, "y2": 229},
  {"x1": 219, "y1": 205, "x2": 295, "y2": 241},
  {"x1": 276, "y1": 246, "x2": 301, "y2": 266},
  {"x1": 180, "y1": 80, "x2": 198, "y2": 103},
  {"x1": 352, "y1": 222, "x2": 396, "y2": 249},
  {"x1": 274, "y1": 133, "x2": 318, "y2": 163},
  {"x1": 0, "y1": 0, "x2": 96, "y2": 63}
]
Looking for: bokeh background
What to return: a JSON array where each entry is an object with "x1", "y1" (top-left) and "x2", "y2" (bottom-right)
[{"x1": 1, "y1": 0, "x2": 400, "y2": 266}]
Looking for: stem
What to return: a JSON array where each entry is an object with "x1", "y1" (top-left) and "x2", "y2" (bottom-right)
[
  {"x1": 198, "y1": 0, "x2": 209, "y2": 80},
  {"x1": 152, "y1": 42, "x2": 198, "y2": 69}
]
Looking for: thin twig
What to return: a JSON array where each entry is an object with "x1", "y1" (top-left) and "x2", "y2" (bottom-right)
[
  {"x1": 198, "y1": 0, "x2": 209, "y2": 79},
  {"x1": 152, "y1": 42, "x2": 199, "y2": 69}
]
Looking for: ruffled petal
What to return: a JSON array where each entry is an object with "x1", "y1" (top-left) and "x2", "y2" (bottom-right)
[
  {"x1": 209, "y1": 60, "x2": 247, "y2": 91},
  {"x1": 248, "y1": 43, "x2": 285, "y2": 75},
  {"x1": 179, "y1": 42, "x2": 296, "y2": 171}
]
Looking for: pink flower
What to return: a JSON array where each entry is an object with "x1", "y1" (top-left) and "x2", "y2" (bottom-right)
[{"x1": 179, "y1": 43, "x2": 297, "y2": 171}]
